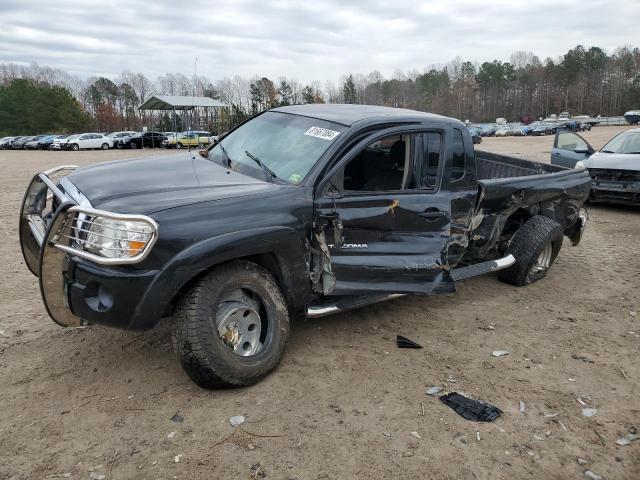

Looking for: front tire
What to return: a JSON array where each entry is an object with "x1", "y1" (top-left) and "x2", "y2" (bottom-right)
[
  {"x1": 499, "y1": 215, "x2": 563, "y2": 286},
  {"x1": 174, "y1": 260, "x2": 290, "y2": 389},
  {"x1": 101, "y1": 143, "x2": 109, "y2": 150},
  {"x1": 70, "y1": 143, "x2": 79, "y2": 151}
]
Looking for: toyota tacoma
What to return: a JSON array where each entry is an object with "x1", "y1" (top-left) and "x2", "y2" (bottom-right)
[{"x1": 20, "y1": 105, "x2": 590, "y2": 388}]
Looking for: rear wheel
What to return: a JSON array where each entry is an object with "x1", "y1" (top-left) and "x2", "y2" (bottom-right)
[
  {"x1": 130, "y1": 142, "x2": 138, "y2": 149},
  {"x1": 499, "y1": 215, "x2": 563, "y2": 286},
  {"x1": 174, "y1": 260, "x2": 290, "y2": 389},
  {"x1": 176, "y1": 143, "x2": 183, "y2": 149}
]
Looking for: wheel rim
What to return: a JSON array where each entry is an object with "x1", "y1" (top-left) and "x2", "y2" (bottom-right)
[
  {"x1": 215, "y1": 292, "x2": 264, "y2": 357},
  {"x1": 527, "y1": 242, "x2": 553, "y2": 282}
]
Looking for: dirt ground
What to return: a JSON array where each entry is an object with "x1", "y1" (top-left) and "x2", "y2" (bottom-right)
[{"x1": 1, "y1": 131, "x2": 639, "y2": 480}]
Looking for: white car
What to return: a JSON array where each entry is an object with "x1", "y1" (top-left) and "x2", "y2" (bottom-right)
[
  {"x1": 66, "y1": 133, "x2": 114, "y2": 151},
  {"x1": 52, "y1": 134, "x2": 79, "y2": 150}
]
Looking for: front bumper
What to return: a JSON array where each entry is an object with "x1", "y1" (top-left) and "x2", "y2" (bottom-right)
[
  {"x1": 19, "y1": 167, "x2": 165, "y2": 330},
  {"x1": 589, "y1": 178, "x2": 640, "y2": 205}
]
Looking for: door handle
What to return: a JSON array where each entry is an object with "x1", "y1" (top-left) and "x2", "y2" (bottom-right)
[
  {"x1": 419, "y1": 209, "x2": 447, "y2": 220},
  {"x1": 552, "y1": 152, "x2": 560, "y2": 156}
]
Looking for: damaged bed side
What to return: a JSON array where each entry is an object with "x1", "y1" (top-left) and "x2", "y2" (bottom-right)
[{"x1": 464, "y1": 151, "x2": 591, "y2": 263}]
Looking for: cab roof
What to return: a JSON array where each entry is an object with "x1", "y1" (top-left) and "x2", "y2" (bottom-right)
[{"x1": 271, "y1": 104, "x2": 461, "y2": 128}]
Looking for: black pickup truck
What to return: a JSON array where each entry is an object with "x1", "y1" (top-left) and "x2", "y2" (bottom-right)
[{"x1": 20, "y1": 105, "x2": 590, "y2": 388}]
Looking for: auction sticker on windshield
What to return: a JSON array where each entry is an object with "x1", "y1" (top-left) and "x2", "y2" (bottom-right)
[{"x1": 304, "y1": 126, "x2": 341, "y2": 141}]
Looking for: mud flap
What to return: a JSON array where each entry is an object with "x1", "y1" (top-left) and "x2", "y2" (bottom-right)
[
  {"x1": 566, "y1": 212, "x2": 587, "y2": 246},
  {"x1": 38, "y1": 203, "x2": 83, "y2": 327}
]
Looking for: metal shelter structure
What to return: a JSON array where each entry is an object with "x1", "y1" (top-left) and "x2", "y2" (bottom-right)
[{"x1": 138, "y1": 95, "x2": 228, "y2": 134}]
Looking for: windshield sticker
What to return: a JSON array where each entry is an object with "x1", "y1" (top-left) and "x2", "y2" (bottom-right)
[
  {"x1": 289, "y1": 173, "x2": 302, "y2": 183},
  {"x1": 304, "y1": 126, "x2": 341, "y2": 141}
]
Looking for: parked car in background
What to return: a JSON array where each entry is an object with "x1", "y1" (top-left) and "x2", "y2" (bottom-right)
[
  {"x1": 579, "y1": 122, "x2": 592, "y2": 131},
  {"x1": 25, "y1": 135, "x2": 50, "y2": 150},
  {"x1": 512, "y1": 125, "x2": 529, "y2": 136},
  {"x1": 3, "y1": 136, "x2": 22, "y2": 148},
  {"x1": 479, "y1": 125, "x2": 495, "y2": 137},
  {"x1": 623, "y1": 110, "x2": 640, "y2": 125},
  {"x1": 38, "y1": 134, "x2": 68, "y2": 150},
  {"x1": 107, "y1": 131, "x2": 136, "y2": 142},
  {"x1": 530, "y1": 123, "x2": 555, "y2": 136},
  {"x1": 11, "y1": 136, "x2": 35, "y2": 149},
  {"x1": 53, "y1": 134, "x2": 79, "y2": 150},
  {"x1": 551, "y1": 128, "x2": 640, "y2": 205},
  {"x1": 65, "y1": 133, "x2": 113, "y2": 151},
  {"x1": 118, "y1": 131, "x2": 165, "y2": 149},
  {"x1": 163, "y1": 132, "x2": 211, "y2": 149},
  {"x1": 494, "y1": 125, "x2": 513, "y2": 137}
]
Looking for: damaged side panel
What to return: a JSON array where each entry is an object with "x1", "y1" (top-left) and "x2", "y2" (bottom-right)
[
  {"x1": 466, "y1": 169, "x2": 591, "y2": 259},
  {"x1": 311, "y1": 193, "x2": 456, "y2": 296}
]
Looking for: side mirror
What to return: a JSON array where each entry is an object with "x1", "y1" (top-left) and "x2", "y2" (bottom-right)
[
  {"x1": 573, "y1": 147, "x2": 590, "y2": 154},
  {"x1": 198, "y1": 149, "x2": 208, "y2": 158}
]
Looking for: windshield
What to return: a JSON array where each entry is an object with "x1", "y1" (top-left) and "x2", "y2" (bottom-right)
[
  {"x1": 208, "y1": 111, "x2": 346, "y2": 184},
  {"x1": 601, "y1": 132, "x2": 640, "y2": 154}
]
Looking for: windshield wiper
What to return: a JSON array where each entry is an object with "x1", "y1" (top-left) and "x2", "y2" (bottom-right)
[
  {"x1": 211, "y1": 139, "x2": 232, "y2": 168},
  {"x1": 245, "y1": 150, "x2": 277, "y2": 180},
  {"x1": 601, "y1": 150, "x2": 615, "y2": 153}
]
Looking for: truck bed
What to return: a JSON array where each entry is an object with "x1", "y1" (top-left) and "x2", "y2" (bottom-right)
[{"x1": 475, "y1": 150, "x2": 564, "y2": 180}]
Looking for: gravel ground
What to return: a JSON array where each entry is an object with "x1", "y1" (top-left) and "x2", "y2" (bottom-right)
[{"x1": 0, "y1": 133, "x2": 638, "y2": 480}]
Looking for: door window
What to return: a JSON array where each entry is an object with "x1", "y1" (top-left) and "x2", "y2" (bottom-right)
[
  {"x1": 557, "y1": 131, "x2": 588, "y2": 151},
  {"x1": 342, "y1": 134, "x2": 411, "y2": 192},
  {"x1": 450, "y1": 129, "x2": 466, "y2": 182},
  {"x1": 419, "y1": 132, "x2": 442, "y2": 189}
]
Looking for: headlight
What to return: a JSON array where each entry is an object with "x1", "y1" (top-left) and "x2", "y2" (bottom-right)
[
  {"x1": 575, "y1": 161, "x2": 586, "y2": 170},
  {"x1": 83, "y1": 216, "x2": 156, "y2": 259}
]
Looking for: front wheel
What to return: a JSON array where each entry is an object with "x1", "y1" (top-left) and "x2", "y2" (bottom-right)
[
  {"x1": 70, "y1": 143, "x2": 79, "y2": 151},
  {"x1": 499, "y1": 215, "x2": 563, "y2": 286},
  {"x1": 130, "y1": 142, "x2": 138, "y2": 149},
  {"x1": 101, "y1": 143, "x2": 109, "y2": 150},
  {"x1": 173, "y1": 260, "x2": 290, "y2": 389},
  {"x1": 176, "y1": 143, "x2": 183, "y2": 149}
]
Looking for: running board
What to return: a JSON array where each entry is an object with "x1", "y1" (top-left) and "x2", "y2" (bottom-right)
[
  {"x1": 306, "y1": 293, "x2": 407, "y2": 318},
  {"x1": 305, "y1": 255, "x2": 515, "y2": 318},
  {"x1": 450, "y1": 254, "x2": 516, "y2": 281}
]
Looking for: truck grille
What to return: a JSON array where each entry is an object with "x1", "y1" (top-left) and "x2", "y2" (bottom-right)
[{"x1": 589, "y1": 169, "x2": 640, "y2": 182}]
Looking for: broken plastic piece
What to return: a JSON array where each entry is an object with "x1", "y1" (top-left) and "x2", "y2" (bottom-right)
[
  {"x1": 426, "y1": 386, "x2": 443, "y2": 395},
  {"x1": 492, "y1": 350, "x2": 509, "y2": 357},
  {"x1": 440, "y1": 392, "x2": 503, "y2": 422},
  {"x1": 616, "y1": 433, "x2": 640, "y2": 446},
  {"x1": 397, "y1": 335, "x2": 422, "y2": 349},
  {"x1": 229, "y1": 415, "x2": 246, "y2": 427}
]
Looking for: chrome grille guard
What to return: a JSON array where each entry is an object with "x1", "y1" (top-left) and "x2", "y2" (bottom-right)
[{"x1": 19, "y1": 165, "x2": 158, "y2": 276}]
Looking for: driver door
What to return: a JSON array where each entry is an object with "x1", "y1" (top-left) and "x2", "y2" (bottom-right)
[
  {"x1": 551, "y1": 130, "x2": 594, "y2": 168},
  {"x1": 313, "y1": 127, "x2": 454, "y2": 296}
]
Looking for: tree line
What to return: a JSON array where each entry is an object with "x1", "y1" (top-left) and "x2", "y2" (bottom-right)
[{"x1": 1, "y1": 44, "x2": 639, "y2": 136}]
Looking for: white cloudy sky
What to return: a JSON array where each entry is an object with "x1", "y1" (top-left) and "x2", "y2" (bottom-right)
[{"x1": 0, "y1": 0, "x2": 637, "y2": 82}]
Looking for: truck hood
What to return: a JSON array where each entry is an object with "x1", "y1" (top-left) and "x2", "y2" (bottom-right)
[
  {"x1": 585, "y1": 152, "x2": 640, "y2": 171},
  {"x1": 65, "y1": 152, "x2": 276, "y2": 214}
]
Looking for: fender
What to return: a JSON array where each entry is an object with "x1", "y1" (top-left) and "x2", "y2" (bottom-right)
[{"x1": 129, "y1": 226, "x2": 310, "y2": 329}]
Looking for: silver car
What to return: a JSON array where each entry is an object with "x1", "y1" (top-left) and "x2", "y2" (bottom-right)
[{"x1": 551, "y1": 128, "x2": 640, "y2": 205}]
